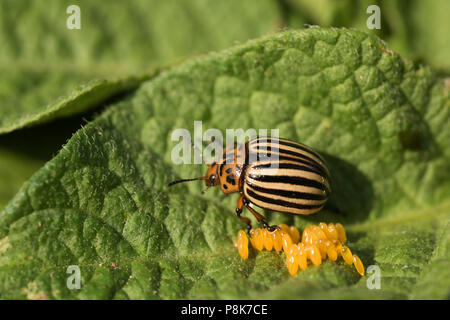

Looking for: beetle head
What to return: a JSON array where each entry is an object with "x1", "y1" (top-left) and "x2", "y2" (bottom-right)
[{"x1": 204, "y1": 163, "x2": 219, "y2": 187}]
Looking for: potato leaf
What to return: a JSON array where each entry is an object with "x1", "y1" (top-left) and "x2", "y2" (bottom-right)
[{"x1": 0, "y1": 28, "x2": 449, "y2": 299}]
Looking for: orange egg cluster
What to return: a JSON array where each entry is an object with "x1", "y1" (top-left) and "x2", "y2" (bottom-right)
[{"x1": 236, "y1": 222, "x2": 364, "y2": 276}]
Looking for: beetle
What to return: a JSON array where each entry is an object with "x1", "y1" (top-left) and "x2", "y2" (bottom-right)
[{"x1": 168, "y1": 136, "x2": 330, "y2": 233}]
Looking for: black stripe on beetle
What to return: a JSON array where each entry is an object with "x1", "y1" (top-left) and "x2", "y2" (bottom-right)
[
  {"x1": 251, "y1": 162, "x2": 325, "y2": 178},
  {"x1": 249, "y1": 145, "x2": 328, "y2": 178},
  {"x1": 251, "y1": 137, "x2": 325, "y2": 162},
  {"x1": 245, "y1": 188, "x2": 324, "y2": 210},
  {"x1": 248, "y1": 174, "x2": 329, "y2": 193},
  {"x1": 245, "y1": 181, "x2": 326, "y2": 201}
]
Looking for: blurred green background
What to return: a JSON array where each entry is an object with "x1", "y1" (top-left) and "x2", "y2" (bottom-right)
[{"x1": 1, "y1": 0, "x2": 449, "y2": 209}]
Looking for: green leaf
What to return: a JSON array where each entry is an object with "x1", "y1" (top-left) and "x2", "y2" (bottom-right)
[
  {"x1": 0, "y1": 113, "x2": 104, "y2": 209},
  {"x1": 0, "y1": 0, "x2": 281, "y2": 211},
  {"x1": 0, "y1": 149, "x2": 43, "y2": 209},
  {"x1": 0, "y1": 0, "x2": 280, "y2": 134},
  {"x1": 0, "y1": 73, "x2": 154, "y2": 134},
  {"x1": 284, "y1": 0, "x2": 450, "y2": 72},
  {"x1": 1, "y1": 28, "x2": 449, "y2": 299}
]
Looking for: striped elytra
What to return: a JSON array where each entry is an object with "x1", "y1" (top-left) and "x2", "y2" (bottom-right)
[
  {"x1": 244, "y1": 137, "x2": 330, "y2": 215},
  {"x1": 167, "y1": 136, "x2": 330, "y2": 231}
]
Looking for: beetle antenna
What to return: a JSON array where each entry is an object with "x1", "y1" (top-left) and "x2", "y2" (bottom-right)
[{"x1": 167, "y1": 176, "x2": 205, "y2": 187}]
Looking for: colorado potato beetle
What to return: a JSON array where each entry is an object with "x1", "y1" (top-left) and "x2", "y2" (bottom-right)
[{"x1": 168, "y1": 136, "x2": 330, "y2": 232}]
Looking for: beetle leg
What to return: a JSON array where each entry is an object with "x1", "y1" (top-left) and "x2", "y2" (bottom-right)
[
  {"x1": 236, "y1": 194, "x2": 252, "y2": 235},
  {"x1": 242, "y1": 197, "x2": 278, "y2": 232}
]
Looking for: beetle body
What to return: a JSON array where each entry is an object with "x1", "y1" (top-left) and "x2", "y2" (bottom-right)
[
  {"x1": 168, "y1": 136, "x2": 330, "y2": 231},
  {"x1": 243, "y1": 137, "x2": 330, "y2": 215}
]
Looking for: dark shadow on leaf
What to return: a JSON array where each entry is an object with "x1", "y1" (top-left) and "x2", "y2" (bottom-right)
[
  {"x1": 347, "y1": 230, "x2": 376, "y2": 266},
  {"x1": 262, "y1": 153, "x2": 374, "y2": 227},
  {"x1": 263, "y1": 153, "x2": 374, "y2": 225},
  {"x1": 0, "y1": 91, "x2": 130, "y2": 162},
  {"x1": 0, "y1": 116, "x2": 87, "y2": 162},
  {"x1": 322, "y1": 153, "x2": 374, "y2": 224}
]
